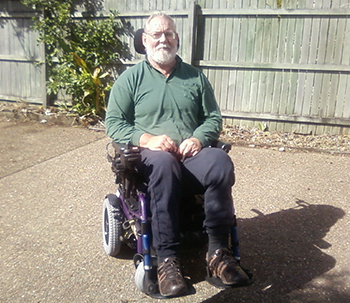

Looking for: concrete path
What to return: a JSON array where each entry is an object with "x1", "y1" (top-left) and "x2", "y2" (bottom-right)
[{"x1": 0, "y1": 120, "x2": 349, "y2": 303}]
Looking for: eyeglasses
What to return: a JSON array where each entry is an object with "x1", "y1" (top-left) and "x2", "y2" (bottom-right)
[{"x1": 145, "y1": 31, "x2": 176, "y2": 40}]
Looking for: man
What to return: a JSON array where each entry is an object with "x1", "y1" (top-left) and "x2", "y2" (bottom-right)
[{"x1": 105, "y1": 12, "x2": 248, "y2": 297}]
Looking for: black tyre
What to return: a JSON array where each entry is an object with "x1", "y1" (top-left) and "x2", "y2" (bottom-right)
[
  {"x1": 134, "y1": 260, "x2": 146, "y2": 293},
  {"x1": 102, "y1": 194, "x2": 123, "y2": 256},
  {"x1": 135, "y1": 260, "x2": 158, "y2": 296}
]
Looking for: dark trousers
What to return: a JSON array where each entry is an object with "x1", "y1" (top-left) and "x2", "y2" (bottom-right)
[{"x1": 138, "y1": 147, "x2": 235, "y2": 258}]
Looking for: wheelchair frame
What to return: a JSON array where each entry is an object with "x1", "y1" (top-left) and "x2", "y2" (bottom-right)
[{"x1": 102, "y1": 141, "x2": 249, "y2": 297}]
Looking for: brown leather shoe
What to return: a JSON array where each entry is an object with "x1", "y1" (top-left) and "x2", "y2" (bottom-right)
[
  {"x1": 157, "y1": 257, "x2": 188, "y2": 297},
  {"x1": 207, "y1": 248, "x2": 249, "y2": 285}
]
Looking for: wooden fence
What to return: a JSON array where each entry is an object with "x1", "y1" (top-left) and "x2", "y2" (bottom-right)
[
  {"x1": 1, "y1": 0, "x2": 350, "y2": 134},
  {"x1": 195, "y1": 1, "x2": 350, "y2": 135},
  {"x1": 0, "y1": 1, "x2": 46, "y2": 105}
]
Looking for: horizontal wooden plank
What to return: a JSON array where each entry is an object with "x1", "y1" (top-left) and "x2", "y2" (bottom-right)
[
  {"x1": 0, "y1": 94, "x2": 42, "y2": 103},
  {"x1": 6, "y1": 8, "x2": 350, "y2": 19},
  {"x1": 120, "y1": 10, "x2": 190, "y2": 17},
  {"x1": 5, "y1": 8, "x2": 349, "y2": 19},
  {"x1": 221, "y1": 110, "x2": 350, "y2": 126},
  {"x1": 0, "y1": 55, "x2": 41, "y2": 63},
  {"x1": 200, "y1": 8, "x2": 350, "y2": 16},
  {"x1": 196, "y1": 60, "x2": 350, "y2": 73},
  {"x1": 72, "y1": 10, "x2": 190, "y2": 19},
  {"x1": 1, "y1": 10, "x2": 189, "y2": 20},
  {"x1": 119, "y1": 60, "x2": 350, "y2": 74},
  {"x1": 0, "y1": 11, "x2": 36, "y2": 18}
]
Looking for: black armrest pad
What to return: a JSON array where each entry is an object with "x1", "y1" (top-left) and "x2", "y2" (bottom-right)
[
  {"x1": 212, "y1": 140, "x2": 232, "y2": 153},
  {"x1": 111, "y1": 142, "x2": 141, "y2": 169},
  {"x1": 112, "y1": 142, "x2": 140, "y2": 155}
]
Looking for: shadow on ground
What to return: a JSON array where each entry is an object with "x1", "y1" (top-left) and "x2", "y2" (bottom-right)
[
  {"x1": 179, "y1": 201, "x2": 347, "y2": 302},
  {"x1": 109, "y1": 201, "x2": 346, "y2": 302}
]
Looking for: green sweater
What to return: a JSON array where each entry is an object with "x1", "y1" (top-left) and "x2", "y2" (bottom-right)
[{"x1": 105, "y1": 56, "x2": 222, "y2": 147}]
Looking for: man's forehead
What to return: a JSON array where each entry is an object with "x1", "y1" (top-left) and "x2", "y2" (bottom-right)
[{"x1": 148, "y1": 17, "x2": 174, "y2": 31}]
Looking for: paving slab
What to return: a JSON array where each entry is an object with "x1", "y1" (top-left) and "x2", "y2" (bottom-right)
[{"x1": 0, "y1": 121, "x2": 349, "y2": 303}]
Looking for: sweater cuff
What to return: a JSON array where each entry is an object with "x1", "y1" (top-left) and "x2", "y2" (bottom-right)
[
  {"x1": 193, "y1": 134, "x2": 210, "y2": 148},
  {"x1": 130, "y1": 131, "x2": 145, "y2": 146}
]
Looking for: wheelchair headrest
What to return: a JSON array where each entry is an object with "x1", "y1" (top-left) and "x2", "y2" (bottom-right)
[
  {"x1": 134, "y1": 28, "x2": 146, "y2": 54},
  {"x1": 133, "y1": 28, "x2": 180, "y2": 55}
]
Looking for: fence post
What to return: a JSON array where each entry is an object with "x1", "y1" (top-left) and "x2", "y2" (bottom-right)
[
  {"x1": 187, "y1": 0, "x2": 197, "y2": 65},
  {"x1": 40, "y1": 45, "x2": 48, "y2": 107},
  {"x1": 39, "y1": 11, "x2": 48, "y2": 107}
]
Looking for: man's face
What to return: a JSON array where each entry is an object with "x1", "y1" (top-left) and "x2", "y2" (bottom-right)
[{"x1": 143, "y1": 16, "x2": 178, "y2": 65}]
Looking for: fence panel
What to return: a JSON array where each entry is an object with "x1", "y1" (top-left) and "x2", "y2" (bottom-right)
[
  {"x1": 195, "y1": 0, "x2": 350, "y2": 134},
  {"x1": 0, "y1": 0, "x2": 46, "y2": 105}
]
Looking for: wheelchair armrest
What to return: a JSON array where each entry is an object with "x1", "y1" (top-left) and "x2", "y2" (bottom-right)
[
  {"x1": 112, "y1": 142, "x2": 140, "y2": 155},
  {"x1": 109, "y1": 142, "x2": 141, "y2": 170},
  {"x1": 211, "y1": 140, "x2": 232, "y2": 153}
]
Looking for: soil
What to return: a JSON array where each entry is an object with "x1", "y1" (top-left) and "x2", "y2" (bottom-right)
[
  {"x1": 221, "y1": 125, "x2": 350, "y2": 156},
  {"x1": 1, "y1": 101, "x2": 350, "y2": 156}
]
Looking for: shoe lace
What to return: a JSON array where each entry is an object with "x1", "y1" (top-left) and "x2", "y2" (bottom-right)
[
  {"x1": 158, "y1": 258, "x2": 182, "y2": 281},
  {"x1": 209, "y1": 248, "x2": 237, "y2": 276}
]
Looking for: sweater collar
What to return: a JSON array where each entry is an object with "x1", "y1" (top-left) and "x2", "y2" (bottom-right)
[
  {"x1": 145, "y1": 55, "x2": 182, "y2": 68},
  {"x1": 145, "y1": 55, "x2": 182, "y2": 78}
]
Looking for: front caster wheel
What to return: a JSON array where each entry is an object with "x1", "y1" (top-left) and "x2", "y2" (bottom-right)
[{"x1": 135, "y1": 260, "x2": 163, "y2": 298}]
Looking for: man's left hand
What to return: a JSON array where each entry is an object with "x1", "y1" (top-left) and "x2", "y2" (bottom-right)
[{"x1": 178, "y1": 138, "x2": 202, "y2": 159}]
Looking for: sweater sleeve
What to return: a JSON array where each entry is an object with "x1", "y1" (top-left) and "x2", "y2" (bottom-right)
[
  {"x1": 192, "y1": 74, "x2": 222, "y2": 147},
  {"x1": 105, "y1": 77, "x2": 144, "y2": 146}
]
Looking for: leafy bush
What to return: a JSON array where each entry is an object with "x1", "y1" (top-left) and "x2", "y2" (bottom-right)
[{"x1": 21, "y1": 0, "x2": 133, "y2": 118}]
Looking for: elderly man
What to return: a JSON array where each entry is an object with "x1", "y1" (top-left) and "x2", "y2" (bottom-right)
[{"x1": 105, "y1": 12, "x2": 248, "y2": 297}]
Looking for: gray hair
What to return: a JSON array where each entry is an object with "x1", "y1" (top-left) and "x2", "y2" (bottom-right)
[{"x1": 144, "y1": 12, "x2": 177, "y2": 33}]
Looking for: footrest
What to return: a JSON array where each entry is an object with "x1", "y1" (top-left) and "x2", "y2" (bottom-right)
[{"x1": 205, "y1": 266, "x2": 253, "y2": 289}]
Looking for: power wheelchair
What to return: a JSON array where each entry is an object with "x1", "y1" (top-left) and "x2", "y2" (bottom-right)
[
  {"x1": 102, "y1": 28, "x2": 251, "y2": 298},
  {"x1": 102, "y1": 141, "x2": 251, "y2": 298}
]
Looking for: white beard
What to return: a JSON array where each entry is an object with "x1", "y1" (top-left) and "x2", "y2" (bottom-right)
[{"x1": 145, "y1": 44, "x2": 177, "y2": 65}]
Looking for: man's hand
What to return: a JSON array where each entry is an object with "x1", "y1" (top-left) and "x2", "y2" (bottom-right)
[
  {"x1": 139, "y1": 133, "x2": 177, "y2": 153},
  {"x1": 178, "y1": 138, "x2": 202, "y2": 159}
]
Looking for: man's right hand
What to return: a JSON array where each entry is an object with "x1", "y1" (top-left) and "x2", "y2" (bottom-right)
[{"x1": 139, "y1": 133, "x2": 177, "y2": 153}]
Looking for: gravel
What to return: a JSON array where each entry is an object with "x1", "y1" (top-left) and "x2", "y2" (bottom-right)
[{"x1": 221, "y1": 125, "x2": 350, "y2": 156}]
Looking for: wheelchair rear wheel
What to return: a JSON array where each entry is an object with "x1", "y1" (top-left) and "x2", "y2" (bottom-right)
[{"x1": 102, "y1": 194, "x2": 123, "y2": 256}]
